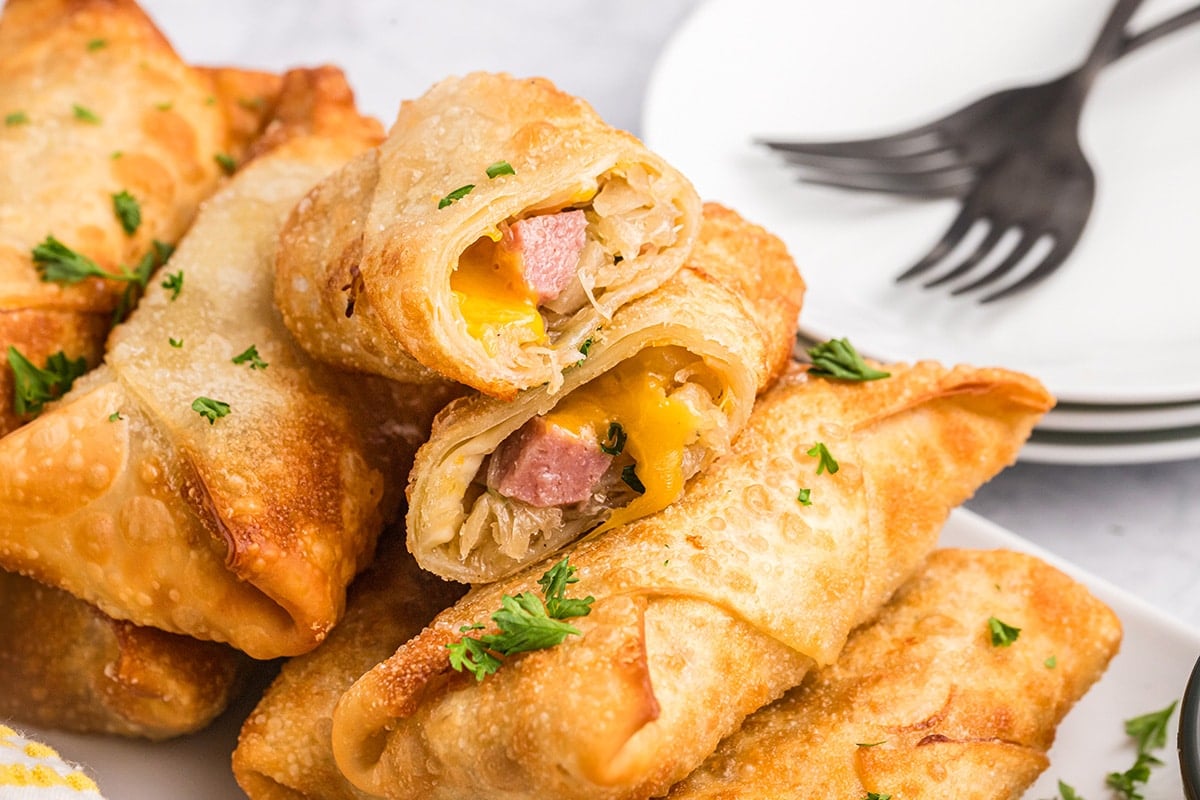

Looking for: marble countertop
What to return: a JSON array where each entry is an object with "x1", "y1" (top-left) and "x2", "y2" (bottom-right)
[{"x1": 140, "y1": 0, "x2": 1200, "y2": 631}]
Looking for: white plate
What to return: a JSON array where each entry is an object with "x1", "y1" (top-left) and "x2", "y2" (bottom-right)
[
  {"x1": 18, "y1": 509, "x2": 1200, "y2": 799},
  {"x1": 1022, "y1": 423, "x2": 1200, "y2": 465},
  {"x1": 1041, "y1": 399, "x2": 1200, "y2": 433},
  {"x1": 643, "y1": 0, "x2": 1200, "y2": 405}
]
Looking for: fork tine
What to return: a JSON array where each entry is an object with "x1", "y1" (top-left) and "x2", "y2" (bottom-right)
[
  {"x1": 979, "y1": 235, "x2": 1077, "y2": 303},
  {"x1": 922, "y1": 224, "x2": 1005, "y2": 288},
  {"x1": 895, "y1": 204, "x2": 979, "y2": 282},
  {"x1": 796, "y1": 164, "x2": 975, "y2": 198},
  {"x1": 758, "y1": 127, "x2": 942, "y2": 159},
  {"x1": 772, "y1": 143, "x2": 960, "y2": 172},
  {"x1": 950, "y1": 233, "x2": 1038, "y2": 297}
]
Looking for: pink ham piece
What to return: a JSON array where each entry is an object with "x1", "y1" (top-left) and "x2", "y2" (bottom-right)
[
  {"x1": 487, "y1": 417, "x2": 613, "y2": 507},
  {"x1": 503, "y1": 210, "x2": 588, "y2": 303}
]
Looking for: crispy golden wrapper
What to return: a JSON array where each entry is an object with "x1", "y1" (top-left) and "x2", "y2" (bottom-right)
[
  {"x1": 0, "y1": 569, "x2": 250, "y2": 739},
  {"x1": 0, "y1": 68, "x2": 457, "y2": 659},
  {"x1": 669, "y1": 548, "x2": 1122, "y2": 799},
  {"x1": 330, "y1": 360, "x2": 1054, "y2": 799},
  {"x1": 0, "y1": 0, "x2": 279, "y2": 435},
  {"x1": 232, "y1": 532, "x2": 465, "y2": 800},
  {"x1": 275, "y1": 71, "x2": 702, "y2": 398},
  {"x1": 407, "y1": 202, "x2": 804, "y2": 583}
]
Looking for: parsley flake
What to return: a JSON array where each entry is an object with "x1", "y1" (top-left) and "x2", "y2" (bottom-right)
[
  {"x1": 7, "y1": 347, "x2": 87, "y2": 416},
  {"x1": 600, "y1": 421, "x2": 626, "y2": 456},
  {"x1": 987, "y1": 616, "x2": 1021, "y2": 647},
  {"x1": 1045, "y1": 655, "x2": 1057, "y2": 669},
  {"x1": 72, "y1": 104, "x2": 101, "y2": 124},
  {"x1": 855, "y1": 740, "x2": 886, "y2": 748},
  {"x1": 806, "y1": 337, "x2": 890, "y2": 382},
  {"x1": 797, "y1": 488, "x2": 812, "y2": 506},
  {"x1": 806, "y1": 442, "x2": 839, "y2": 475},
  {"x1": 154, "y1": 101, "x2": 173, "y2": 111},
  {"x1": 621, "y1": 464, "x2": 646, "y2": 494},
  {"x1": 161, "y1": 270, "x2": 183, "y2": 300},
  {"x1": 1052, "y1": 780, "x2": 1084, "y2": 800},
  {"x1": 232, "y1": 345, "x2": 268, "y2": 370},
  {"x1": 112, "y1": 190, "x2": 141, "y2": 235},
  {"x1": 438, "y1": 184, "x2": 474, "y2": 209},
  {"x1": 5, "y1": 111, "x2": 29, "y2": 126},
  {"x1": 191, "y1": 397, "x2": 230, "y2": 424},
  {"x1": 447, "y1": 558, "x2": 594, "y2": 681},
  {"x1": 214, "y1": 152, "x2": 236, "y2": 175},
  {"x1": 865, "y1": 793, "x2": 892, "y2": 800},
  {"x1": 108, "y1": 411, "x2": 122, "y2": 422},
  {"x1": 168, "y1": 337, "x2": 183, "y2": 348},
  {"x1": 86, "y1": 38, "x2": 107, "y2": 51},
  {"x1": 486, "y1": 160, "x2": 515, "y2": 178}
]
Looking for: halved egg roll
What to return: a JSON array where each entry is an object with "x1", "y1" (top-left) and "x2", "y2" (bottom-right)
[
  {"x1": 668, "y1": 548, "x2": 1122, "y2": 799},
  {"x1": 407, "y1": 203, "x2": 803, "y2": 583},
  {"x1": 0, "y1": 569, "x2": 250, "y2": 740},
  {"x1": 275, "y1": 71, "x2": 702, "y2": 398},
  {"x1": 0, "y1": 0, "x2": 277, "y2": 435},
  {"x1": 0, "y1": 69, "x2": 457, "y2": 659},
  {"x1": 232, "y1": 532, "x2": 465, "y2": 800},
  {"x1": 330, "y1": 360, "x2": 1054, "y2": 800}
]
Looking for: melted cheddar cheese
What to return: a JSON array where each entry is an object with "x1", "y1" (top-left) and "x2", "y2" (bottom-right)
[
  {"x1": 543, "y1": 347, "x2": 718, "y2": 533},
  {"x1": 450, "y1": 236, "x2": 545, "y2": 353}
]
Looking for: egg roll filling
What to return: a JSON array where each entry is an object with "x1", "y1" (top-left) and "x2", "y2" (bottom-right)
[
  {"x1": 450, "y1": 164, "x2": 685, "y2": 365},
  {"x1": 453, "y1": 346, "x2": 731, "y2": 563}
]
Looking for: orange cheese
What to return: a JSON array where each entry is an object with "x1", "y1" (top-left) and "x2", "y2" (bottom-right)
[
  {"x1": 450, "y1": 236, "x2": 545, "y2": 353},
  {"x1": 544, "y1": 347, "x2": 713, "y2": 532}
]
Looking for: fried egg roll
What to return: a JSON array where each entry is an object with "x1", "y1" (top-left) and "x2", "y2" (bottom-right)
[
  {"x1": 232, "y1": 532, "x2": 465, "y2": 800},
  {"x1": 0, "y1": 69, "x2": 455, "y2": 659},
  {"x1": 330, "y1": 360, "x2": 1054, "y2": 800},
  {"x1": 275, "y1": 71, "x2": 702, "y2": 398},
  {"x1": 0, "y1": 569, "x2": 250, "y2": 739},
  {"x1": 407, "y1": 203, "x2": 803, "y2": 583},
  {"x1": 0, "y1": 0, "x2": 277, "y2": 435},
  {"x1": 669, "y1": 547, "x2": 1122, "y2": 799}
]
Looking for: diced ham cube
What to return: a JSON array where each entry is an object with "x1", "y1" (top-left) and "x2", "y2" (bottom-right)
[
  {"x1": 503, "y1": 210, "x2": 588, "y2": 304},
  {"x1": 487, "y1": 417, "x2": 613, "y2": 507}
]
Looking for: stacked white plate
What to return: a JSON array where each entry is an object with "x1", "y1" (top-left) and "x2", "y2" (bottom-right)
[{"x1": 642, "y1": 0, "x2": 1200, "y2": 465}]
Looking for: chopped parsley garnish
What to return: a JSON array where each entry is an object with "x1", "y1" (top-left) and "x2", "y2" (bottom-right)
[
  {"x1": 7, "y1": 347, "x2": 87, "y2": 416},
  {"x1": 214, "y1": 152, "x2": 236, "y2": 175},
  {"x1": 1050, "y1": 781, "x2": 1083, "y2": 800},
  {"x1": 112, "y1": 190, "x2": 141, "y2": 235},
  {"x1": 447, "y1": 558, "x2": 594, "y2": 681},
  {"x1": 237, "y1": 96, "x2": 265, "y2": 111},
  {"x1": 485, "y1": 160, "x2": 515, "y2": 179},
  {"x1": 621, "y1": 464, "x2": 645, "y2": 494},
  {"x1": 1099, "y1": 702, "x2": 1177, "y2": 798},
  {"x1": 154, "y1": 101, "x2": 173, "y2": 111},
  {"x1": 232, "y1": 344, "x2": 268, "y2": 370},
  {"x1": 5, "y1": 111, "x2": 28, "y2": 126},
  {"x1": 805, "y1": 337, "x2": 890, "y2": 382},
  {"x1": 86, "y1": 38, "x2": 107, "y2": 51},
  {"x1": 806, "y1": 442, "x2": 839, "y2": 475},
  {"x1": 796, "y1": 488, "x2": 812, "y2": 506},
  {"x1": 437, "y1": 184, "x2": 474, "y2": 209},
  {"x1": 161, "y1": 270, "x2": 183, "y2": 300},
  {"x1": 168, "y1": 337, "x2": 183, "y2": 348},
  {"x1": 600, "y1": 421, "x2": 626, "y2": 456},
  {"x1": 32, "y1": 236, "x2": 110, "y2": 284},
  {"x1": 108, "y1": 411, "x2": 122, "y2": 422},
  {"x1": 32, "y1": 235, "x2": 172, "y2": 302},
  {"x1": 191, "y1": 396, "x2": 230, "y2": 424},
  {"x1": 1045, "y1": 655, "x2": 1057, "y2": 669},
  {"x1": 72, "y1": 104, "x2": 100, "y2": 124},
  {"x1": 111, "y1": 240, "x2": 175, "y2": 323},
  {"x1": 987, "y1": 616, "x2": 1020, "y2": 647},
  {"x1": 865, "y1": 793, "x2": 892, "y2": 800}
]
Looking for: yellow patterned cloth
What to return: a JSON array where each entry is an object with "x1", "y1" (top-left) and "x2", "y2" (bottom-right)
[{"x1": 0, "y1": 726, "x2": 103, "y2": 799}]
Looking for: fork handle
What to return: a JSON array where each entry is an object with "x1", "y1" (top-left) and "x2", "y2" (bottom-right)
[
  {"x1": 1079, "y1": 0, "x2": 1148, "y2": 86},
  {"x1": 1119, "y1": 2, "x2": 1200, "y2": 57}
]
